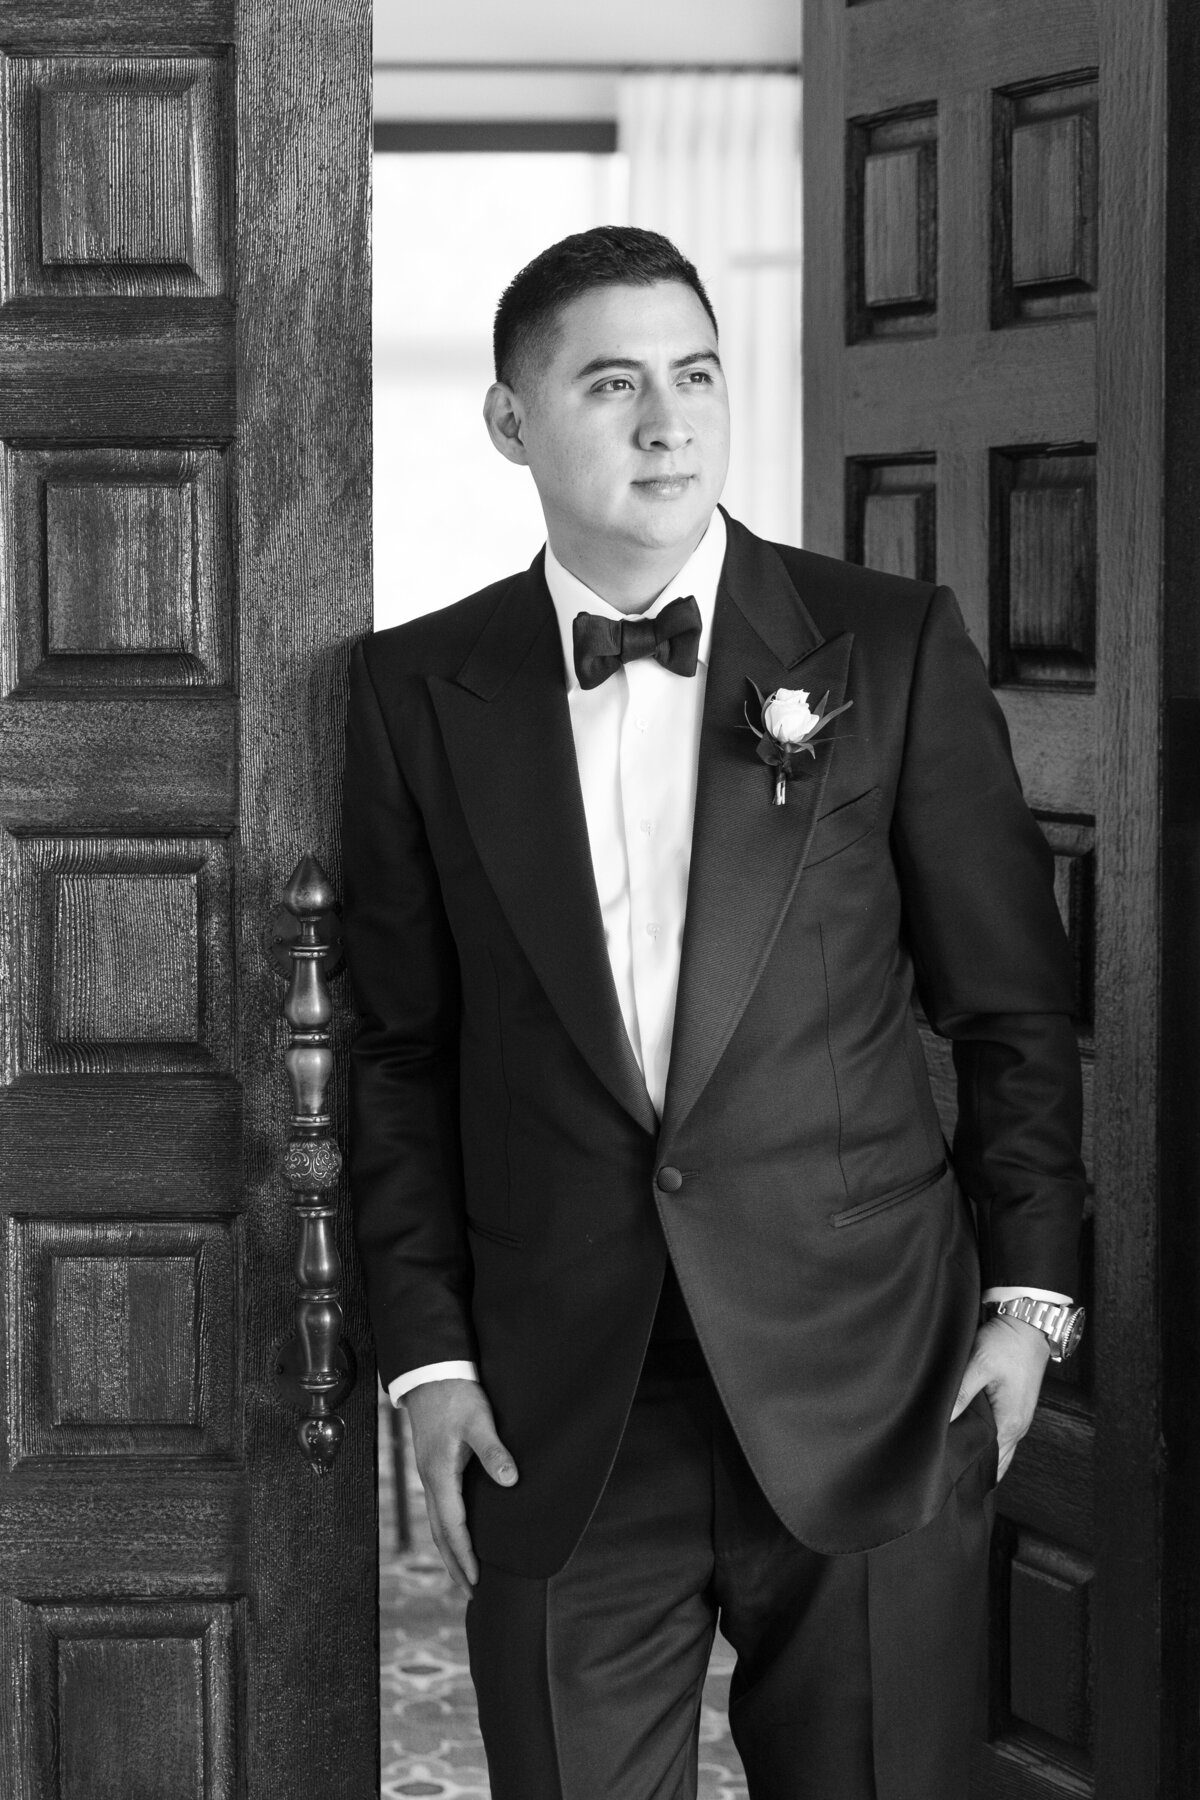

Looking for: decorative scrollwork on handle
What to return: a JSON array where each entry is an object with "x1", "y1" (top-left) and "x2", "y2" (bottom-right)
[{"x1": 271, "y1": 852, "x2": 356, "y2": 1475}]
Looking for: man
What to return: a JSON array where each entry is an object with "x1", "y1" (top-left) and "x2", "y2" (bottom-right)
[{"x1": 343, "y1": 226, "x2": 1085, "y2": 1799}]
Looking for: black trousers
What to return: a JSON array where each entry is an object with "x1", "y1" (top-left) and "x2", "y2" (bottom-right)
[{"x1": 467, "y1": 1343, "x2": 994, "y2": 1800}]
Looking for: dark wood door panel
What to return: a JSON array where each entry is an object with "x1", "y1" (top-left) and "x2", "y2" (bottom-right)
[
  {"x1": 0, "y1": 1, "x2": 376, "y2": 1794},
  {"x1": 0, "y1": 1592, "x2": 242, "y2": 1800},
  {"x1": 973, "y1": 1750, "x2": 1092, "y2": 1800},
  {"x1": 802, "y1": 0, "x2": 1168, "y2": 1791},
  {"x1": 0, "y1": 313, "x2": 234, "y2": 440},
  {"x1": 0, "y1": 1476, "x2": 245, "y2": 1585},
  {"x1": 0, "y1": 2, "x2": 234, "y2": 43},
  {"x1": 844, "y1": 332, "x2": 1094, "y2": 445},
  {"x1": 999, "y1": 1409, "x2": 1095, "y2": 1548},
  {"x1": 0, "y1": 700, "x2": 236, "y2": 831},
  {"x1": 0, "y1": 1079, "x2": 241, "y2": 1211},
  {"x1": 995, "y1": 694, "x2": 1093, "y2": 813},
  {"x1": 847, "y1": 0, "x2": 1097, "y2": 105}
]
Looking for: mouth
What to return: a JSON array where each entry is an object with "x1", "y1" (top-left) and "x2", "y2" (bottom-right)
[{"x1": 632, "y1": 475, "x2": 696, "y2": 498}]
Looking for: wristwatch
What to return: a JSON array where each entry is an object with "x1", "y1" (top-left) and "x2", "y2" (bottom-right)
[{"x1": 984, "y1": 1295, "x2": 1086, "y2": 1363}]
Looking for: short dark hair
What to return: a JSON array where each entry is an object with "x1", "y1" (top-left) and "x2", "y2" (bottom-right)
[{"x1": 493, "y1": 225, "x2": 718, "y2": 390}]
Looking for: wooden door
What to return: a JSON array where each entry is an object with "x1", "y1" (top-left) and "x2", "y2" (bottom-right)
[
  {"x1": 804, "y1": 1, "x2": 1199, "y2": 1794},
  {"x1": 0, "y1": 4, "x2": 377, "y2": 1797}
]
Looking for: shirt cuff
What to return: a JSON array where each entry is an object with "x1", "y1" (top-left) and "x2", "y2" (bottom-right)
[
  {"x1": 388, "y1": 1360, "x2": 479, "y2": 1407},
  {"x1": 982, "y1": 1286, "x2": 1074, "y2": 1307}
]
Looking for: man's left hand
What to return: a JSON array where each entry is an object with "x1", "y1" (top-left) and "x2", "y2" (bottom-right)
[{"x1": 951, "y1": 1314, "x2": 1051, "y2": 1481}]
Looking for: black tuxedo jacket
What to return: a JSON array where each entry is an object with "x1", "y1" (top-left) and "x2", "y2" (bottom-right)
[{"x1": 342, "y1": 514, "x2": 1085, "y2": 1576}]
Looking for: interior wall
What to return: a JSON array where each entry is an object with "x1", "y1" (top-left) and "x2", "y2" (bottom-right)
[{"x1": 374, "y1": 0, "x2": 800, "y2": 69}]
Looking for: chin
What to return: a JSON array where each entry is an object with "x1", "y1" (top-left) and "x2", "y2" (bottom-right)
[{"x1": 626, "y1": 502, "x2": 710, "y2": 549}]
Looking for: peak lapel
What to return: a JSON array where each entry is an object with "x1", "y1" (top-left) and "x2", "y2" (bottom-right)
[
  {"x1": 429, "y1": 559, "x2": 658, "y2": 1137},
  {"x1": 660, "y1": 522, "x2": 854, "y2": 1142}
]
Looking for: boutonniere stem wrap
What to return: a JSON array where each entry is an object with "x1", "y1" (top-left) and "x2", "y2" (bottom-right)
[{"x1": 744, "y1": 681, "x2": 853, "y2": 805}]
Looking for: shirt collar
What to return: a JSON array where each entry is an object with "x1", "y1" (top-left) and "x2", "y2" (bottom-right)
[{"x1": 544, "y1": 509, "x2": 726, "y2": 693}]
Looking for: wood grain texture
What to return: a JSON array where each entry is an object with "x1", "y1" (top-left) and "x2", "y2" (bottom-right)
[
  {"x1": 58, "y1": 1634, "x2": 205, "y2": 1799},
  {"x1": 1091, "y1": 1, "x2": 1168, "y2": 1794},
  {"x1": 992, "y1": 1404, "x2": 1095, "y2": 1551},
  {"x1": 51, "y1": 872, "x2": 200, "y2": 1045},
  {"x1": 5, "y1": 834, "x2": 231, "y2": 1081},
  {"x1": 10, "y1": 1216, "x2": 234, "y2": 1461},
  {"x1": 47, "y1": 479, "x2": 194, "y2": 651},
  {"x1": 0, "y1": 1476, "x2": 246, "y2": 1584},
  {"x1": 1008, "y1": 1535, "x2": 1093, "y2": 1755},
  {"x1": 847, "y1": 0, "x2": 1098, "y2": 113},
  {"x1": 0, "y1": 698, "x2": 235, "y2": 831},
  {"x1": 844, "y1": 324, "x2": 1095, "y2": 449},
  {"x1": 0, "y1": 307, "x2": 233, "y2": 441},
  {"x1": 1011, "y1": 116, "x2": 1091, "y2": 287},
  {"x1": 233, "y1": 2, "x2": 376, "y2": 1794},
  {"x1": 0, "y1": 3, "x2": 233, "y2": 43},
  {"x1": 993, "y1": 78, "x2": 1098, "y2": 328},
  {"x1": 4, "y1": 52, "x2": 231, "y2": 298},
  {"x1": 51, "y1": 1252, "x2": 198, "y2": 1424},
  {"x1": 14, "y1": 1599, "x2": 236, "y2": 1800},
  {"x1": 973, "y1": 1747, "x2": 1092, "y2": 1800},
  {"x1": 1042, "y1": 817, "x2": 1095, "y2": 1034},
  {"x1": 846, "y1": 454, "x2": 937, "y2": 580},
  {"x1": 0, "y1": 1079, "x2": 241, "y2": 1210},
  {"x1": 3, "y1": 444, "x2": 234, "y2": 695},
  {"x1": 993, "y1": 689, "x2": 1094, "y2": 813},
  {"x1": 863, "y1": 147, "x2": 926, "y2": 304},
  {"x1": 994, "y1": 448, "x2": 1096, "y2": 687},
  {"x1": 846, "y1": 107, "x2": 938, "y2": 341},
  {"x1": 1159, "y1": 4, "x2": 1200, "y2": 1791},
  {"x1": 802, "y1": 0, "x2": 846, "y2": 553}
]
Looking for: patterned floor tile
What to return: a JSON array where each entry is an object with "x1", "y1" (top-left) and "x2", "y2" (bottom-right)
[{"x1": 378, "y1": 1392, "x2": 748, "y2": 1798}]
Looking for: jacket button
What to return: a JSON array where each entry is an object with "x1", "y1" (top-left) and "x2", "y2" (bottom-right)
[{"x1": 656, "y1": 1166, "x2": 683, "y2": 1193}]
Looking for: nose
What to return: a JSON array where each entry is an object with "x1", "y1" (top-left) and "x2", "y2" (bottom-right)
[{"x1": 635, "y1": 381, "x2": 693, "y2": 453}]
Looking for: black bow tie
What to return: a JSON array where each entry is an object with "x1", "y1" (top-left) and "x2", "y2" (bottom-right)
[{"x1": 572, "y1": 594, "x2": 702, "y2": 691}]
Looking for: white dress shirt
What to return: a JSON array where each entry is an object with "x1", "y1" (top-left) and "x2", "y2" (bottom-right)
[{"x1": 389, "y1": 511, "x2": 1068, "y2": 1405}]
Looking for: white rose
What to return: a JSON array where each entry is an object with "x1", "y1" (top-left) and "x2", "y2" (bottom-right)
[{"x1": 762, "y1": 687, "x2": 820, "y2": 747}]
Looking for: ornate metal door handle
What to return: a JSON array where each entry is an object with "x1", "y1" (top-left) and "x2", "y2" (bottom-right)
[{"x1": 271, "y1": 853, "x2": 356, "y2": 1474}]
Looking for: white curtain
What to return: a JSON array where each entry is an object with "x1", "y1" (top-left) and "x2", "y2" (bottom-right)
[{"x1": 618, "y1": 72, "x2": 803, "y2": 546}]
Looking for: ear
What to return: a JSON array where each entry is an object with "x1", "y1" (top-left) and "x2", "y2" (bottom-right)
[{"x1": 483, "y1": 382, "x2": 530, "y2": 466}]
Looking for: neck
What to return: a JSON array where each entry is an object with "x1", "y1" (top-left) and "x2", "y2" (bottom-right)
[{"x1": 547, "y1": 522, "x2": 710, "y2": 614}]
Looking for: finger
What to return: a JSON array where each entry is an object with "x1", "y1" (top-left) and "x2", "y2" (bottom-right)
[
  {"x1": 997, "y1": 1439, "x2": 1018, "y2": 1482},
  {"x1": 422, "y1": 1460, "x2": 480, "y2": 1589},
  {"x1": 465, "y1": 1421, "x2": 519, "y2": 1488},
  {"x1": 428, "y1": 1516, "x2": 475, "y2": 1594},
  {"x1": 950, "y1": 1356, "x2": 988, "y2": 1422},
  {"x1": 427, "y1": 1480, "x2": 480, "y2": 1589},
  {"x1": 438, "y1": 1508, "x2": 479, "y2": 1589}
]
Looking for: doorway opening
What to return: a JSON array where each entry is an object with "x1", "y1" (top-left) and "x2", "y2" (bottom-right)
[{"x1": 370, "y1": 57, "x2": 799, "y2": 1797}]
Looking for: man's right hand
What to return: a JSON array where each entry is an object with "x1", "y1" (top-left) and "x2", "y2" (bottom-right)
[{"x1": 404, "y1": 1379, "x2": 518, "y2": 1592}]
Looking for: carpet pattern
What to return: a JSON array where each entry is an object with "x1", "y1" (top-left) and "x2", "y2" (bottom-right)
[{"x1": 378, "y1": 1393, "x2": 749, "y2": 1799}]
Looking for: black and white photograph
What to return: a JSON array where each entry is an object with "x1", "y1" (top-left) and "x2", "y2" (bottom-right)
[{"x1": 0, "y1": 3, "x2": 1190, "y2": 1799}]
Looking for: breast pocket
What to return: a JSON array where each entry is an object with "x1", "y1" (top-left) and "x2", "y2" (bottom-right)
[{"x1": 805, "y1": 785, "x2": 883, "y2": 869}]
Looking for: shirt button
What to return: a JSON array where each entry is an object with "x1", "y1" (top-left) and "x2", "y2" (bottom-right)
[
  {"x1": 639, "y1": 818, "x2": 653, "y2": 836},
  {"x1": 657, "y1": 1166, "x2": 684, "y2": 1193},
  {"x1": 645, "y1": 921, "x2": 660, "y2": 939},
  {"x1": 634, "y1": 715, "x2": 648, "y2": 733}
]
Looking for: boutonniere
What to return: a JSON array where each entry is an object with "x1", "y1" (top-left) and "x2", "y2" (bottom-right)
[{"x1": 743, "y1": 681, "x2": 853, "y2": 805}]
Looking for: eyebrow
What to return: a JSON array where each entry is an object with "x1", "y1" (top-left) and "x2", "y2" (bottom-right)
[{"x1": 572, "y1": 349, "x2": 723, "y2": 380}]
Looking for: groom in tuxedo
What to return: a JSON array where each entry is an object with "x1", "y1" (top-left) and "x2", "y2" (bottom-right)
[{"x1": 343, "y1": 226, "x2": 1085, "y2": 1799}]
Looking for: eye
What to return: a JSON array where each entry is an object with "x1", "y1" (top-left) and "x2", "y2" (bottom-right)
[
  {"x1": 592, "y1": 376, "x2": 635, "y2": 393},
  {"x1": 681, "y1": 368, "x2": 714, "y2": 385}
]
